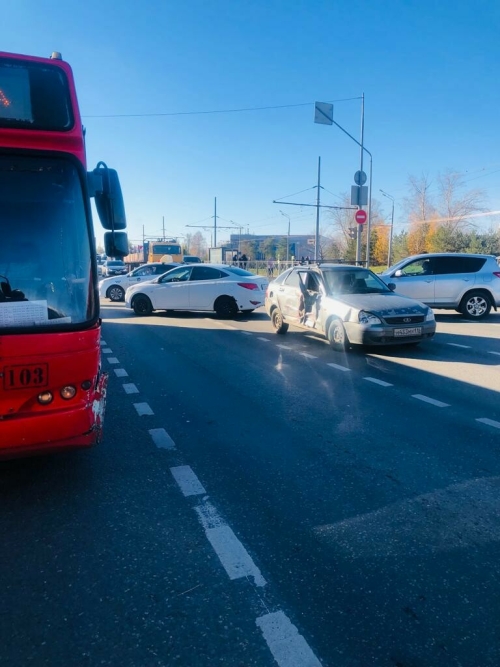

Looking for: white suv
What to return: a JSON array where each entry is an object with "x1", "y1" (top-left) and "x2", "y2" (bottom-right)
[{"x1": 380, "y1": 253, "x2": 500, "y2": 319}]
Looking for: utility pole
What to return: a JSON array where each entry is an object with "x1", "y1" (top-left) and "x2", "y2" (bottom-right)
[
  {"x1": 380, "y1": 189, "x2": 395, "y2": 267},
  {"x1": 279, "y1": 210, "x2": 291, "y2": 262},
  {"x1": 213, "y1": 197, "x2": 217, "y2": 248},
  {"x1": 356, "y1": 95, "x2": 364, "y2": 265},
  {"x1": 162, "y1": 216, "x2": 165, "y2": 239},
  {"x1": 315, "y1": 156, "x2": 321, "y2": 261}
]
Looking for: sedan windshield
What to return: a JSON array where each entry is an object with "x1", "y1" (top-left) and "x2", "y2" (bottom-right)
[
  {"x1": 323, "y1": 269, "x2": 392, "y2": 296},
  {"x1": 0, "y1": 155, "x2": 95, "y2": 330}
]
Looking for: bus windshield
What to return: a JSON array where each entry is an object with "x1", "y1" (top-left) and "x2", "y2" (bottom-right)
[{"x1": 0, "y1": 155, "x2": 95, "y2": 330}]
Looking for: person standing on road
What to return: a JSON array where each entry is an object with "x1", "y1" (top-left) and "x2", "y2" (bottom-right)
[
  {"x1": 240, "y1": 253, "x2": 248, "y2": 269},
  {"x1": 267, "y1": 258, "x2": 275, "y2": 277}
]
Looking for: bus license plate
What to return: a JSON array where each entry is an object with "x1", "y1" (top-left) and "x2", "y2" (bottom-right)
[
  {"x1": 3, "y1": 364, "x2": 49, "y2": 390},
  {"x1": 394, "y1": 327, "x2": 422, "y2": 337}
]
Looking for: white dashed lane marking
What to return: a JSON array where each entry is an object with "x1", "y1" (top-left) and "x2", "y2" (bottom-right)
[
  {"x1": 149, "y1": 428, "x2": 176, "y2": 450},
  {"x1": 476, "y1": 418, "x2": 500, "y2": 429},
  {"x1": 488, "y1": 351, "x2": 500, "y2": 357},
  {"x1": 299, "y1": 352, "x2": 317, "y2": 359},
  {"x1": 133, "y1": 402, "x2": 154, "y2": 416},
  {"x1": 114, "y1": 368, "x2": 128, "y2": 378},
  {"x1": 100, "y1": 339, "x2": 107, "y2": 346},
  {"x1": 256, "y1": 611, "x2": 323, "y2": 667},
  {"x1": 327, "y1": 362, "x2": 351, "y2": 372},
  {"x1": 364, "y1": 377, "x2": 393, "y2": 387},
  {"x1": 257, "y1": 337, "x2": 271, "y2": 342},
  {"x1": 447, "y1": 343, "x2": 471, "y2": 349},
  {"x1": 122, "y1": 383, "x2": 139, "y2": 394},
  {"x1": 170, "y1": 465, "x2": 206, "y2": 496},
  {"x1": 195, "y1": 499, "x2": 266, "y2": 587},
  {"x1": 412, "y1": 394, "x2": 450, "y2": 408},
  {"x1": 107, "y1": 357, "x2": 119, "y2": 364},
  {"x1": 102, "y1": 347, "x2": 112, "y2": 354},
  {"x1": 276, "y1": 344, "x2": 293, "y2": 350},
  {"x1": 241, "y1": 331, "x2": 253, "y2": 336}
]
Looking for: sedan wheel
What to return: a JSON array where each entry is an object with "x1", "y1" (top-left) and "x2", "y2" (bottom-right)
[
  {"x1": 271, "y1": 308, "x2": 289, "y2": 334},
  {"x1": 327, "y1": 318, "x2": 348, "y2": 351},
  {"x1": 461, "y1": 291, "x2": 491, "y2": 319},
  {"x1": 214, "y1": 296, "x2": 238, "y2": 319},
  {"x1": 107, "y1": 285, "x2": 125, "y2": 302},
  {"x1": 132, "y1": 295, "x2": 153, "y2": 316}
]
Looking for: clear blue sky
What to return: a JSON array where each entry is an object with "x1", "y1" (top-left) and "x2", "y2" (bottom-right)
[{"x1": 4, "y1": 0, "x2": 500, "y2": 247}]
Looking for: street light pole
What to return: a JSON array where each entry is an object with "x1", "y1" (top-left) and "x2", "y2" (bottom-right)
[
  {"x1": 279, "y1": 210, "x2": 291, "y2": 262},
  {"x1": 380, "y1": 189, "x2": 395, "y2": 267}
]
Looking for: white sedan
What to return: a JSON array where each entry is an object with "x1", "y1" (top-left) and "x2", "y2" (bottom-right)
[
  {"x1": 124, "y1": 264, "x2": 268, "y2": 318},
  {"x1": 98, "y1": 262, "x2": 181, "y2": 302}
]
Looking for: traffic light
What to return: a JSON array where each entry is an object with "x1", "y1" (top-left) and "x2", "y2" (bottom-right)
[{"x1": 348, "y1": 227, "x2": 356, "y2": 240}]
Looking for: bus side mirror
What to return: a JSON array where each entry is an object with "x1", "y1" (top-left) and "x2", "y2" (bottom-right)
[
  {"x1": 104, "y1": 231, "x2": 129, "y2": 259},
  {"x1": 88, "y1": 163, "x2": 127, "y2": 231}
]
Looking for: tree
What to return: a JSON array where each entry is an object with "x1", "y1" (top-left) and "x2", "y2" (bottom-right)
[
  {"x1": 371, "y1": 225, "x2": 390, "y2": 266},
  {"x1": 391, "y1": 230, "x2": 409, "y2": 264},
  {"x1": 189, "y1": 231, "x2": 207, "y2": 259}
]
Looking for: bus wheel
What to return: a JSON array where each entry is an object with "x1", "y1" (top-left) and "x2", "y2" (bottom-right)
[
  {"x1": 108, "y1": 285, "x2": 125, "y2": 302},
  {"x1": 132, "y1": 295, "x2": 153, "y2": 316},
  {"x1": 214, "y1": 295, "x2": 238, "y2": 319}
]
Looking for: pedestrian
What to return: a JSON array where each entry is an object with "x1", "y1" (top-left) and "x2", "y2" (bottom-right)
[
  {"x1": 267, "y1": 258, "x2": 275, "y2": 277},
  {"x1": 240, "y1": 253, "x2": 248, "y2": 269},
  {"x1": 232, "y1": 252, "x2": 238, "y2": 266}
]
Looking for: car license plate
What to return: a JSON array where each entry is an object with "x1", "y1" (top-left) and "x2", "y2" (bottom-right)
[
  {"x1": 394, "y1": 327, "x2": 422, "y2": 337},
  {"x1": 3, "y1": 363, "x2": 49, "y2": 390}
]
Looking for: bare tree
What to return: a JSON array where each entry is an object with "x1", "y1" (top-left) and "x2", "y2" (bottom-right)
[{"x1": 436, "y1": 170, "x2": 486, "y2": 234}]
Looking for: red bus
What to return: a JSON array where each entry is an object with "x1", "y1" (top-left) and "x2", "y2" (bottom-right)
[{"x1": 0, "y1": 50, "x2": 128, "y2": 458}]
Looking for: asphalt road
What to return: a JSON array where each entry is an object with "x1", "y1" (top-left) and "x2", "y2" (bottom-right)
[{"x1": 1, "y1": 304, "x2": 500, "y2": 666}]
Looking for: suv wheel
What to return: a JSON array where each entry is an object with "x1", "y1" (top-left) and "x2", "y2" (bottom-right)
[
  {"x1": 271, "y1": 308, "x2": 289, "y2": 334},
  {"x1": 461, "y1": 291, "x2": 491, "y2": 319}
]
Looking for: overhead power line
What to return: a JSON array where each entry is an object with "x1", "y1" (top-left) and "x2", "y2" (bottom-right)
[{"x1": 83, "y1": 97, "x2": 361, "y2": 119}]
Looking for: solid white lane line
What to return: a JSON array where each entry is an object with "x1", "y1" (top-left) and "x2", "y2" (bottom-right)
[
  {"x1": 488, "y1": 351, "x2": 500, "y2": 357},
  {"x1": 276, "y1": 344, "x2": 293, "y2": 350},
  {"x1": 299, "y1": 352, "x2": 317, "y2": 359},
  {"x1": 412, "y1": 394, "x2": 450, "y2": 408},
  {"x1": 107, "y1": 357, "x2": 119, "y2": 364},
  {"x1": 133, "y1": 402, "x2": 154, "y2": 416},
  {"x1": 364, "y1": 377, "x2": 393, "y2": 387},
  {"x1": 241, "y1": 331, "x2": 253, "y2": 335},
  {"x1": 476, "y1": 418, "x2": 500, "y2": 429},
  {"x1": 257, "y1": 337, "x2": 271, "y2": 342},
  {"x1": 100, "y1": 339, "x2": 107, "y2": 346},
  {"x1": 256, "y1": 611, "x2": 323, "y2": 667},
  {"x1": 171, "y1": 466, "x2": 206, "y2": 496},
  {"x1": 102, "y1": 347, "x2": 113, "y2": 354},
  {"x1": 114, "y1": 368, "x2": 129, "y2": 378},
  {"x1": 447, "y1": 343, "x2": 471, "y2": 349},
  {"x1": 122, "y1": 383, "x2": 139, "y2": 394},
  {"x1": 195, "y1": 500, "x2": 266, "y2": 587},
  {"x1": 149, "y1": 428, "x2": 176, "y2": 450},
  {"x1": 327, "y1": 362, "x2": 351, "y2": 372}
]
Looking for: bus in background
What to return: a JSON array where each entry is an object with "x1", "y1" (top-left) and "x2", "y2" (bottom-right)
[
  {"x1": 150, "y1": 240, "x2": 182, "y2": 263},
  {"x1": 0, "y1": 50, "x2": 128, "y2": 459}
]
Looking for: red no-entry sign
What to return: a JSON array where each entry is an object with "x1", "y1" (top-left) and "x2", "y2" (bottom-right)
[{"x1": 355, "y1": 209, "x2": 367, "y2": 224}]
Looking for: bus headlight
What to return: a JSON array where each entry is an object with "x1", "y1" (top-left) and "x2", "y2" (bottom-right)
[
  {"x1": 60, "y1": 385, "x2": 77, "y2": 400},
  {"x1": 38, "y1": 391, "x2": 53, "y2": 405}
]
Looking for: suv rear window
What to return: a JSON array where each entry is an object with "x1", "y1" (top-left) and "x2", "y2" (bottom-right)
[{"x1": 433, "y1": 256, "x2": 486, "y2": 274}]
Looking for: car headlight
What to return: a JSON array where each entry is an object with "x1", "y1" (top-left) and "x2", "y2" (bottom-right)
[
  {"x1": 358, "y1": 310, "x2": 382, "y2": 325},
  {"x1": 425, "y1": 308, "x2": 435, "y2": 322}
]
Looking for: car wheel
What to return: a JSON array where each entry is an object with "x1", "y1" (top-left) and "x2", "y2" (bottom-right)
[
  {"x1": 214, "y1": 295, "x2": 238, "y2": 319},
  {"x1": 327, "y1": 318, "x2": 348, "y2": 351},
  {"x1": 132, "y1": 295, "x2": 153, "y2": 316},
  {"x1": 271, "y1": 308, "x2": 289, "y2": 334},
  {"x1": 107, "y1": 285, "x2": 125, "y2": 302},
  {"x1": 460, "y1": 291, "x2": 491, "y2": 319}
]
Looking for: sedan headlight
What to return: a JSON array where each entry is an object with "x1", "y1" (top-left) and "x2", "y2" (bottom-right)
[
  {"x1": 425, "y1": 308, "x2": 435, "y2": 322},
  {"x1": 358, "y1": 310, "x2": 382, "y2": 325}
]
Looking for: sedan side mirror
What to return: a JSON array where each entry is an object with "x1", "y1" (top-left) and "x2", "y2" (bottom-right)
[{"x1": 388, "y1": 283, "x2": 396, "y2": 291}]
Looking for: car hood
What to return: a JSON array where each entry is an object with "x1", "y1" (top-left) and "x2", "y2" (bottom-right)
[{"x1": 329, "y1": 292, "x2": 428, "y2": 315}]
